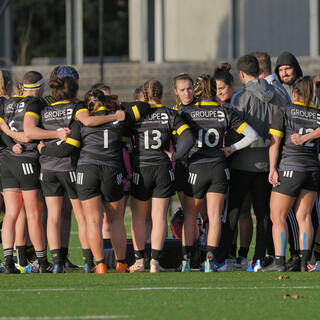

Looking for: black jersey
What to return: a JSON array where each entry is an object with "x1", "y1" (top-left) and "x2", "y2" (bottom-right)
[
  {"x1": 179, "y1": 101, "x2": 248, "y2": 164},
  {"x1": 269, "y1": 102, "x2": 320, "y2": 172},
  {"x1": 0, "y1": 95, "x2": 39, "y2": 159},
  {"x1": 77, "y1": 107, "x2": 128, "y2": 168},
  {"x1": 26, "y1": 99, "x2": 82, "y2": 172},
  {"x1": 130, "y1": 104, "x2": 189, "y2": 167},
  {"x1": 0, "y1": 97, "x2": 9, "y2": 156}
]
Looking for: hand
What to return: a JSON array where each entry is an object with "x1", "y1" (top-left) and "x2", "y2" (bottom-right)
[
  {"x1": 37, "y1": 141, "x2": 45, "y2": 153},
  {"x1": 291, "y1": 133, "x2": 304, "y2": 145},
  {"x1": 56, "y1": 128, "x2": 70, "y2": 141},
  {"x1": 115, "y1": 110, "x2": 125, "y2": 122},
  {"x1": 269, "y1": 168, "x2": 279, "y2": 186},
  {"x1": 222, "y1": 146, "x2": 233, "y2": 158},
  {"x1": 12, "y1": 144, "x2": 23, "y2": 154},
  {"x1": 164, "y1": 150, "x2": 172, "y2": 160}
]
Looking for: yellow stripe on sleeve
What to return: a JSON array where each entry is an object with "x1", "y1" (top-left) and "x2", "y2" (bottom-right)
[
  {"x1": 269, "y1": 128, "x2": 283, "y2": 137},
  {"x1": 236, "y1": 122, "x2": 248, "y2": 134},
  {"x1": 66, "y1": 138, "x2": 80, "y2": 148},
  {"x1": 0, "y1": 118, "x2": 4, "y2": 123},
  {"x1": 75, "y1": 108, "x2": 88, "y2": 120},
  {"x1": 132, "y1": 105, "x2": 141, "y2": 121},
  {"x1": 176, "y1": 124, "x2": 189, "y2": 136},
  {"x1": 121, "y1": 136, "x2": 129, "y2": 143},
  {"x1": 25, "y1": 112, "x2": 40, "y2": 119}
]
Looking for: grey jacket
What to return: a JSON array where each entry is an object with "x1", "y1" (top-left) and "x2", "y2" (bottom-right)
[{"x1": 229, "y1": 78, "x2": 290, "y2": 172}]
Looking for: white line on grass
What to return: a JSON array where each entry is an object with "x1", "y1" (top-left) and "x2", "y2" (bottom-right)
[
  {"x1": 122, "y1": 286, "x2": 320, "y2": 291},
  {"x1": 0, "y1": 316, "x2": 132, "y2": 320}
]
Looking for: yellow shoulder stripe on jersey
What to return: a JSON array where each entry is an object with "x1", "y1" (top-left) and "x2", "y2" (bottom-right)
[
  {"x1": 132, "y1": 105, "x2": 141, "y2": 121},
  {"x1": 294, "y1": 101, "x2": 317, "y2": 109},
  {"x1": 75, "y1": 108, "x2": 88, "y2": 119},
  {"x1": 199, "y1": 101, "x2": 219, "y2": 107},
  {"x1": 44, "y1": 95, "x2": 55, "y2": 105},
  {"x1": 66, "y1": 138, "x2": 80, "y2": 148},
  {"x1": 0, "y1": 118, "x2": 4, "y2": 123},
  {"x1": 269, "y1": 128, "x2": 283, "y2": 137},
  {"x1": 94, "y1": 106, "x2": 107, "y2": 112},
  {"x1": 13, "y1": 95, "x2": 27, "y2": 98},
  {"x1": 25, "y1": 112, "x2": 40, "y2": 119},
  {"x1": 51, "y1": 100, "x2": 71, "y2": 106},
  {"x1": 176, "y1": 124, "x2": 189, "y2": 136},
  {"x1": 151, "y1": 104, "x2": 164, "y2": 108},
  {"x1": 236, "y1": 122, "x2": 248, "y2": 134},
  {"x1": 121, "y1": 136, "x2": 129, "y2": 143}
]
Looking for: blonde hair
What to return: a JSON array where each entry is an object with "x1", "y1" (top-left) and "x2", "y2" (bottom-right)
[
  {"x1": 0, "y1": 70, "x2": 13, "y2": 97},
  {"x1": 143, "y1": 80, "x2": 163, "y2": 104}
]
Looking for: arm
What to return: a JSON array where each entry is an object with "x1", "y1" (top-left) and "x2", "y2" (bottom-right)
[
  {"x1": 268, "y1": 135, "x2": 281, "y2": 186},
  {"x1": 291, "y1": 127, "x2": 320, "y2": 146},
  {"x1": 171, "y1": 128, "x2": 195, "y2": 161},
  {"x1": 76, "y1": 109, "x2": 125, "y2": 126},
  {"x1": 0, "y1": 121, "x2": 32, "y2": 143},
  {"x1": 24, "y1": 114, "x2": 69, "y2": 141}
]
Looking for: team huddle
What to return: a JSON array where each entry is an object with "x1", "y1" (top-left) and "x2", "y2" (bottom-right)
[{"x1": 0, "y1": 50, "x2": 319, "y2": 274}]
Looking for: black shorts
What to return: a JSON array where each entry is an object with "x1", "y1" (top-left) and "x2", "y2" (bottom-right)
[
  {"x1": 272, "y1": 170, "x2": 320, "y2": 197},
  {"x1": 131, "y1": 164, "x2": 175, "y2": 201},
  {"x1": 1, "y1": 157, "x2": 40, "y2": 190},
  {"x1": 40, "y1": 170, "x2": 78, "y2": 199},
  {"x1": 76, "y1": 164, "x2": 124, "y2": 202},
  {"x1": 174, "y1": 161, "x2": 189, "y2": 192},
  {"x1": 183, "y1": 161, "x2": 229, "y2": 199}
]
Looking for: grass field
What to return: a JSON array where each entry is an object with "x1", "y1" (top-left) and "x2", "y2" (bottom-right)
[{"x1": 0, "y1": 207, "x2": 320, "y2": 320}]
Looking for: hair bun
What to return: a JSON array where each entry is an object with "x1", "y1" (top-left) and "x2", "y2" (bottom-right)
[{"x1": 220, "y1": 63, "x2": 231, "y2": 72}]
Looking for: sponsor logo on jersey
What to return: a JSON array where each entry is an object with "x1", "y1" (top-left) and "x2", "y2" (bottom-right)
[
  {"x1": 190, "y1": 110, "x2": 225, "y2": 122},
  {"x1": 291, "y1": 108, "x2": 320, "y2": 121},
  {"x1": 43, "y1": 108, "x2": 73, "y2": 120},
  {"x1": 142, "y1": 112, "x2": 169, "y2": 124}
]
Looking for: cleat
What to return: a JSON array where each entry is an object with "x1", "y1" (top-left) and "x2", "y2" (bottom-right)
[
  {"x1": 5, "y1": 262, "x2": 20, "y2": 274},
  {"x1": 181, "y1": 259, "x2": 191, "y2": 272},
  {"x1": 53, "y1": 264, "x2": 66, "y2": 274},
  {"x1": 246, "y1": 259, "x2": 262, "y2": 272},
  {"x1": 129, "y1": 258, "x2": 145, "y2": 273},
  {"x1": 285, "y1": 255, "x2": 300, "y2": 272},
  {"x1": 309, "y1": 261, "x2": 320, "y2": 272},
  {"x1": 83, "y1": 263, "x2": 95, "y2": 273},
  {"x1": 116, "y1": 262, "x2": 129, "y2": 273},
  {"x1": 235, "y1": 256, "x2": 250, "y2": 269},
  {"x1": 95, "y1": 262, "x2": 107, "y2": 274},
  {"x1": 260, "y1": 260, "x2": 286, "y2": 272},
  {"x1": 150, "y1": 259, "x2": 165, "y2": 273},
  {"x1": 263, "y1": 255, "x2": 274, "y2": 267},
  {"x1": 214, "y1": 260, "x2": 229, "y2": 272},
  {"x1": 204, "y1": 259, "x2": 216, "y2": 272},
  {"x1": 39, "y1": 261, "x2": 53, "y2": 274},
  {"x1": 65, "y1": 258, "x2": 80, "y2": 270},
  {"x1": 15, "y1": 264, "x2": 32, "y2": 274}
]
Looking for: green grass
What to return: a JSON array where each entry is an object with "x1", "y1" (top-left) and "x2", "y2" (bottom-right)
[{"x1": 0, "y1": 205, "x2": 319, "y2": 320}]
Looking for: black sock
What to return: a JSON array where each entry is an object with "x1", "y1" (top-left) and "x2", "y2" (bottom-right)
[
  {"x1": 96, "y1": 259, "x2": 104, "y2": 265},
  {"x1": 275, "y1": 255, "x2": 285, "y2": 266},
  {"x1": 238, "y1": 247, "x2": 249, "y2": 258},
  {"x1": 103, "y1": 239, "x2": 112, "y2": 249},
  {"x1": 151, "y1": 249, "x2": 161, "y2": 261},
  {"x1": 117, "y1": 259, "x2": 126, "y2": 264},
  {"x1": 134, "y1": 250, "x2": 145, "y2": 260},
  {"x1": 16, "y1": 245, "x2": 27, "y2": 267},
  {"x1": 207, "y1": 246, "x2": 217, "y2": 261},
  {"x1": 313, "y1": 242, "x2": 320, "y2": 261},
  {"x1": 61, "y1": 247, "x2": 68, "y2": 264},
  {"x1": 36, "y1": 250, "x2": 48, "y2": 266},
  {"x1": 26, "y1": 246, "x2": 36, "y2": 262},
  {"x1": 230, "y1": 244, "x2": 237, "y2": 257},
  {"x1": 182, "y1": 246, "x2": 193, "y2": 260},
  {"x1": 4, "y1": 248, "x2": 14, "y2": 265},
  {"x1": 82, "y1": 249, "x2": 93, "y2": 265},
  {"x1": 50, "y1": 249, "x2": 61, "y2": 265},
  {"x1": 299, "y1": 250, "x2": 310, "y2": 266}
]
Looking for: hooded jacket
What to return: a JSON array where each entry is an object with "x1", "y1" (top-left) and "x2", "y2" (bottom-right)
[
  {"x1": 275, "y1": 52, "x2": 303, "y2": 99},
  {"x1": 229, "y1": 78, "x2": 289, "y2": 172}
]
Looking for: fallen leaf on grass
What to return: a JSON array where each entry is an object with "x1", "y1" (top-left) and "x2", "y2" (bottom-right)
[
  {"x1": 283, "y1": 294, "x2": 304, "y2": 300},
  {"x1": 277, "y1": 275, "x2": 290, "y2": 280}
]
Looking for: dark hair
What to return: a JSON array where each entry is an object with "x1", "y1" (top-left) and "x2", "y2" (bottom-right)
[
  {"x1": 84, "y1": 88, "x2": 107, "y2": 112},
  {"x1": 143, "y1": 80, "x2": 163, "y2": 104},
  {"x1": 133, "y1": 85, "x2": 144, "y2": 100},
  {"x1": 49, "y1": 76, "x2": 78, "y2": 101},
  {"x1": 194, "y1": 74, "x2": 216, "y2": 101},
  {"x1": 251, "y1": 51, "x2": 271, "y2": 75},
  {"x1": 0, "y1": 70, "x2": 13, "y2": 96},
  {"x1": 91, "y1": 83, "x2": 111, "y2": 94},
  {"x1": 237, "y1": 54, "x2": 259, "y2": 77},
  {"x1": 292, "y1": 76, "x2": 313, "y2": 106},
  {"x1": 213, "y1": 63, "x2": 234, "y2": 87},
  {"x1": 173, "y1": 73, "x2": 194, "y2": 89},
  {"x1": 23, "y1": 71, "x2": 43, "y2": 85}
]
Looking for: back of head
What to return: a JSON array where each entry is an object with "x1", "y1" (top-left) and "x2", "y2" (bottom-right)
[
  {"x1": 292, "y1": 76, "x2": 313, "y2": 106},
  {"x1": 49, "y1": 76, "x2": 78, "y2": 101},
  {"x1": 84, "y1": 88, "x2": 106, "y2": 112},
  {"x1": 0, "y1": 69, "x2": 13, "y2": 97},
  {"x1": 23, "y1": 71, "x2": 44, "y2": 91},
  {"x1": 213, "y1": 63, "x2": 234, "y2": 86},
  {"x1": 194, "y1": 74, "x2": 216, "y2": 101},
  {"x1": 133, "y1": 85, "x2": 144, "y2": 101},
  {"x1": 91, "y1": 83, "x2": 111, "y2": 95},
  {"x1": 237, "y1": 55, "x2": 259, "y2": 78},
  {"x1": 143, "y1": 80, "x2": 163, "y2": 104},
  {"x1": 251, "y1": 52, "x2": 271, "y2": 76}
]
